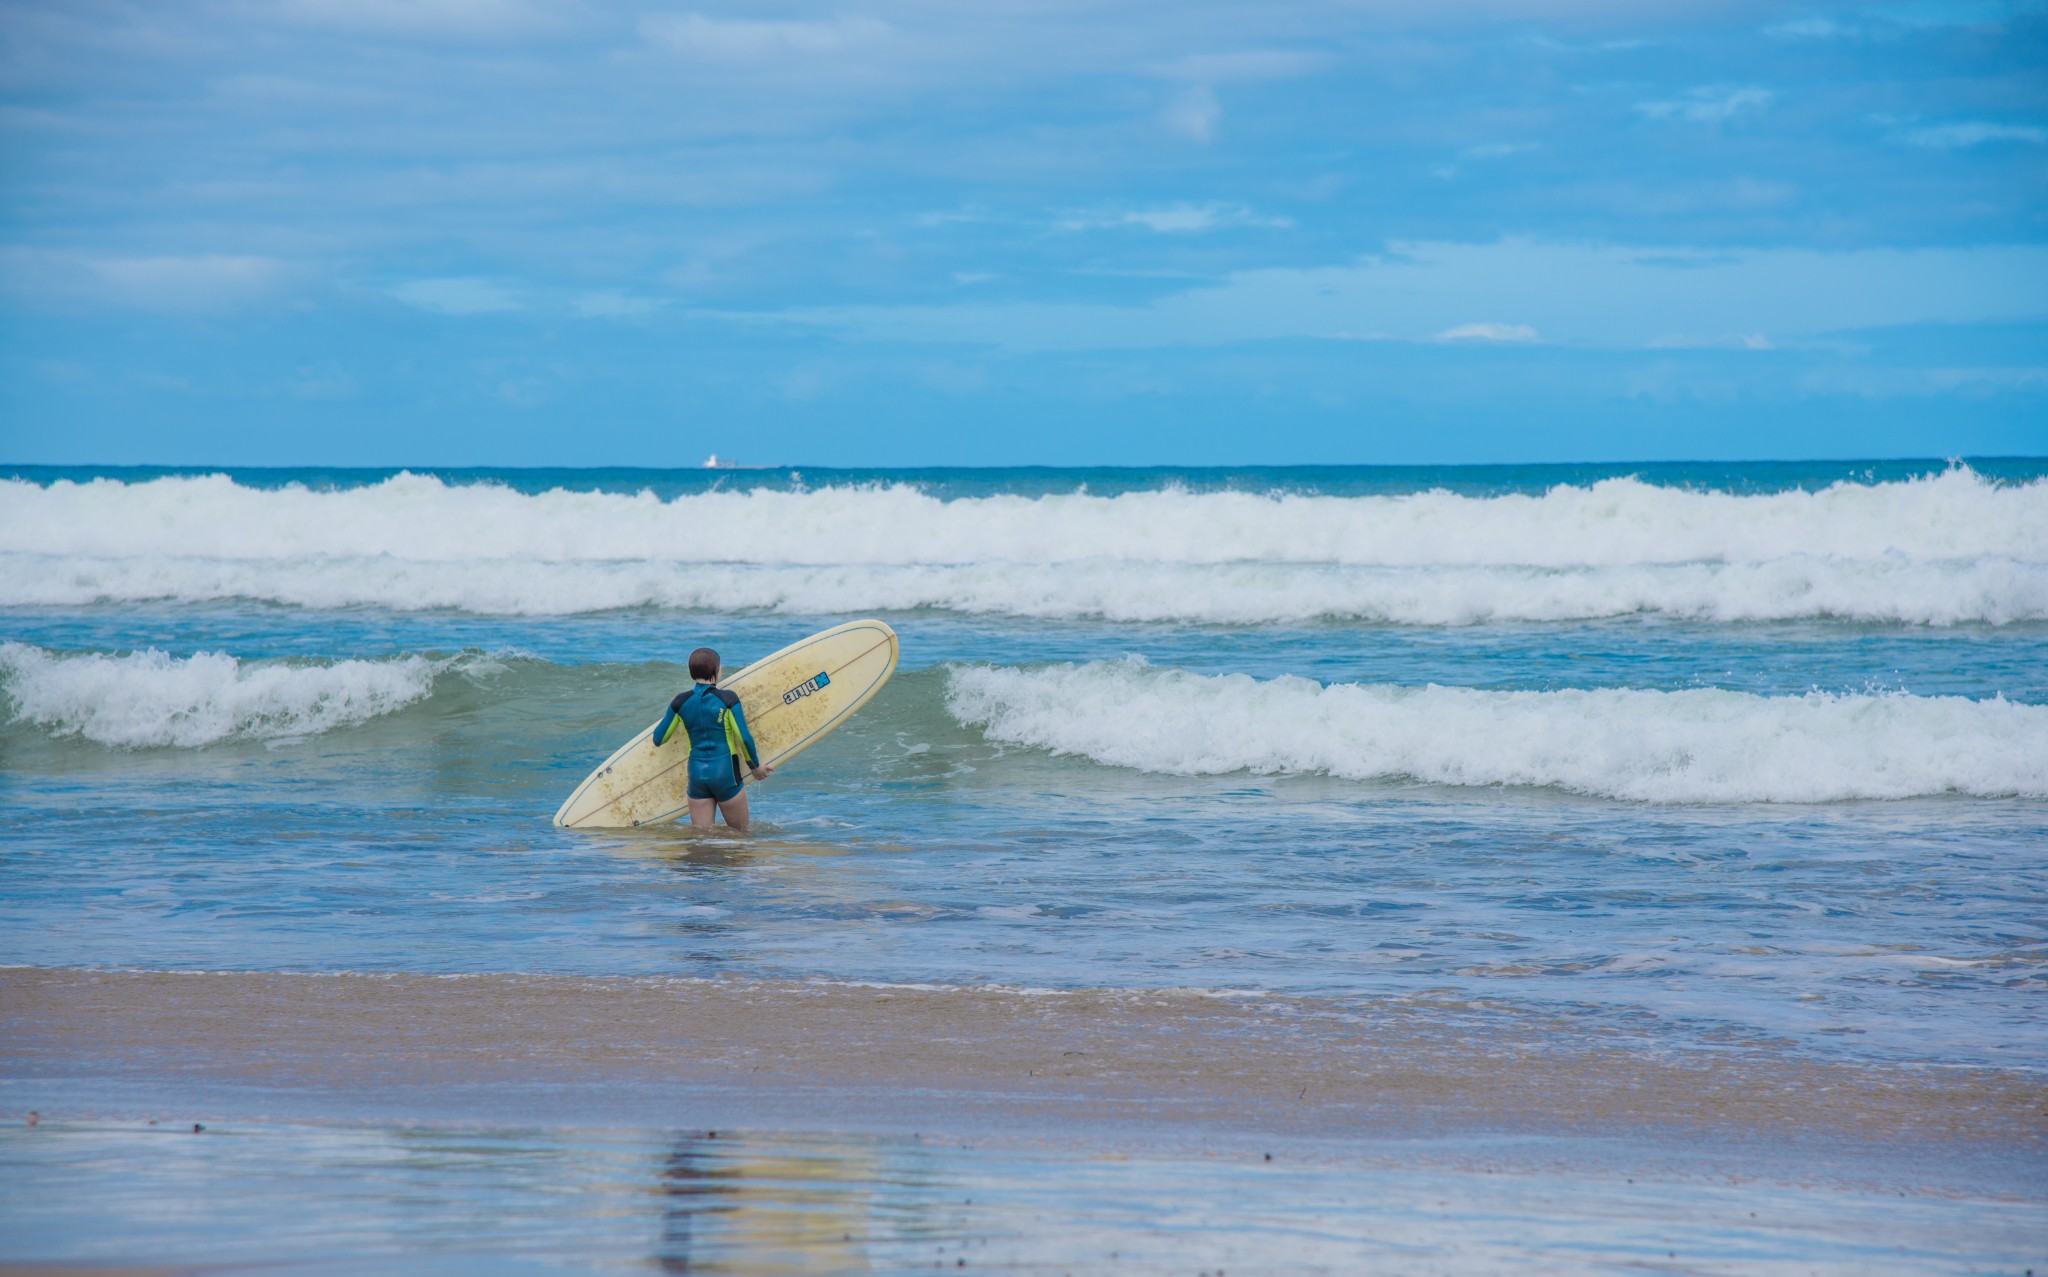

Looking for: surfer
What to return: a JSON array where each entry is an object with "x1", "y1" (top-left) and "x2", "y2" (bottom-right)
[{"x1": 651, "y1": 647, "x2": 774, "y2": 832}]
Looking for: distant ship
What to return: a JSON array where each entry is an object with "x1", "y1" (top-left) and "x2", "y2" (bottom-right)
[{"x1": 702, "y1": 453, "x2": 738, "y2": 469}]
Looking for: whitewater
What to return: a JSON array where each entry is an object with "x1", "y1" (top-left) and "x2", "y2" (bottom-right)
[
  {"x1": 4, "y1": 459, "x2": 2045, "y2": 1071},
  {"x1": 0, "y1": 642, "x2": 463, "y2": 748},
  {"x1": 947, "y1": 659, "x2": 2048, "y2": 803},
  {"x1": 8, "y1": 644, "x2": 2040, "y2": 804},
  {"x1": 3, "y1": 465, "x2": 2044, "y2": 624}
]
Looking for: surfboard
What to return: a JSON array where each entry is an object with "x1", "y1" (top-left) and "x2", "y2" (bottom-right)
[{"x1": 552, "y1": 619, "x2": 900, "y2": 829}]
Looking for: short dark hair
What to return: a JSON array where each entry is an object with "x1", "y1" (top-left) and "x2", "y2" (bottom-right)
[{"x1": 688, "y1": 647, "x2": 720, "y2": 681}]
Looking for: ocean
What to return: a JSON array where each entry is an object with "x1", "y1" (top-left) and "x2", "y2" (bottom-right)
[{"x1": 3, "y1": 458, "x2": 2045, "y2": 1273}]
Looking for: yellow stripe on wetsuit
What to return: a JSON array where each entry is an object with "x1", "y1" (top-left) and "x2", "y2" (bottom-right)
[{"x1": 722, "y1": 705, "x2": 753, "y2": 766}]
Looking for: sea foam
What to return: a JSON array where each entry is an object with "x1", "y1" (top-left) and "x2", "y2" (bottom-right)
[
  {"x1": 3, "y1": 468, "x2": 2043, "y2": 623},
  {"x1": 0, "y1": 642, "x2": 442, "y2": 747},
  {"x1": 6, "y1": 555, "x2": 2040, "y2": 625},
  {"x1": 945, "y1": 660, "x2": 2048, "y2": 803}
]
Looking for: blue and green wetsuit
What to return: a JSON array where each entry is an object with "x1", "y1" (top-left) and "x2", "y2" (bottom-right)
[{"x1": 653, "y1": 683, "x2": 761, "y2": 803}]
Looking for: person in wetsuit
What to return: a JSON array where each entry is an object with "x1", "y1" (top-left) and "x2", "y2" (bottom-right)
[{"x1": 650, "y1": 646, "x2": 774, "y2": 832}]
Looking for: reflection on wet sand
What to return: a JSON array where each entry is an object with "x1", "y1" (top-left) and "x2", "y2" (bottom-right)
[
  {"x1": 658, "y1": 1136, "x2": 883, "y2": 1275},
  {"x1": 2, "y1": 1119, "x2": 2041, "y2": 1275}
]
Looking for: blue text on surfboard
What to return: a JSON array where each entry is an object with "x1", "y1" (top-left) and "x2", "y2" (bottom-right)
[{"x1": 783, "y1": 671, "x2": 831, "y2": 704}]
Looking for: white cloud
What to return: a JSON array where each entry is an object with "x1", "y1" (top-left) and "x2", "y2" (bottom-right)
[
  {"x1": 1636, "y1": 86, "x2": 1772, "y2": 123},
  {"x1": 1766, "y1": 17, "x2": 1850, "y2": 38},
  {"x1": 1150, "y1": 50, "x2": 1329, "y2": 83},
  {"x1": 1646, "y1": 332, "x2": 1774, "y2": 350},
  {"x1": 266, "y1": 0, "x2": 553, "y2": 36},
  {"x1": 0, "y1": 248, "x2": 291, "y2": 312},
  {"x1": 1437, "y1": 322, "x2": 1539, "y2": 343},
  {"x1": 1925, "y1": 365, "x2": 2048, "y2": 391},
  {"x1": 573, "y1": 290, "x2": 664, "y2": 318},
  {"x1": 748, "y1": 240, "x2": 2048, "y2": 354},
  {"x1": 1463, "y1": 142, "x2": 1538, "y2": 160},
  {"x1": 1553, "y1": 177, "x2": 1793, "y2": 216},
  {"x1": 90, "y1": 254, "x2": 287, "y2": 308},
  {"x1": 291, "y1": 363, "x2": 358, "y2": 400},
  {"x1": 1435, "y1": 142, "x2": 1539, "y2": 179},
  {"x1": 1057, "y1": 203, "x2": 1289, "y2": 234},
  {"x1": 1159, "y1": 85, "x2": 1220, "y2": 143},
  {"x1": 495, "y1": 374, "x2": 551, "y2": 406},
  {"x1": 1904, "y1": 121, "x2": 2048, "y2": 148},
  {"x1": 1523, "y1": 33, "x2": 1649, "y2": 53},
  {"x1": 208, "y1": 73, "x2": 389, "y2": 105},
  {"x1": 913, "y1": 208, "x2": 992, "y2": 228},
  {"x1": 1769, "y1": 3, "x2": 2028, "y2": 40},
  {"x1": 388, "y1": 277, "x2": 521, "y2": 314},
  {"x1": 640, "y1": 13, "x2": 891, "y2": 63}
]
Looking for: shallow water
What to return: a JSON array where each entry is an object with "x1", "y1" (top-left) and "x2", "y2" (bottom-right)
[{"x1": 3, "y1": 654, "x2": 2043, "y2": 1065}]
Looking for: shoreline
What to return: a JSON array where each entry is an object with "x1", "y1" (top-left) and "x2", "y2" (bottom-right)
[{"x1": 6, "y1": 967, "x2": 2041, "y2": 1185}]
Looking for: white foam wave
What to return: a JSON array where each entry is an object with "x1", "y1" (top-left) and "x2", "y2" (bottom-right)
[
  {"x1": 945, "y1": 660, "x2": 2048, "y2": 803},
  {"x1": 8, "y1": 468, "x2": 2043, "y2": 564},
  {"x1": 0, "y1": 642, "x2": 442, "y2": 748},
  {"x1": 5, "y1": 553, "x2": 2042, "y2": 624},
  {"x1": 3, "y1": 468, "x2": 2043, "y2": 623}
]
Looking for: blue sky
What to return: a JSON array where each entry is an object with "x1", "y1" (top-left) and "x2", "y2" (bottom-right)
[{"x1": 1, "y1": 0, "x2": 2044, "y2": 466}]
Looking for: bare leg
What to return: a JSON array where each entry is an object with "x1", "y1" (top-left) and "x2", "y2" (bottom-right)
[
  {"x1": 687, "y1": 797, "x2": 716, "y2": 831},
  {"x1": 715, "y1": 790, "x2": 750, "y2": 834}
]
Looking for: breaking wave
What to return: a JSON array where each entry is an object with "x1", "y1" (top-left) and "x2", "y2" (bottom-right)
[
  {"x1": 8, "y1": 636, "x2": 2044, "y2": 802},
  {"x1": 7, "y1": 555, "x2": 2044, "y2": 626},
  {"x1": 2, "y1": 468, "x2": 2044, "y2": 625},
  {"x1": 945, "y1": 660, "x2": 2048, "y2": 803},
  {"x1": 0, "y1": 642, "x2": 451, "y2": 748}
]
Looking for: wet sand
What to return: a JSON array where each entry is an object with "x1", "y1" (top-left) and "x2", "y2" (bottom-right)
[{"x1": 5, "y1": 967, "x2": 2041, "y2": 1174}]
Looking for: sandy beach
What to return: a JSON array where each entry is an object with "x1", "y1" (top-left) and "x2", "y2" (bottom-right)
[
  {"x1": 9, "y1": 966, "x2": 2043, "y2": 1157},
  {"x1": 9, "y1": 965, "x2": 2046, "y2": 1272}
]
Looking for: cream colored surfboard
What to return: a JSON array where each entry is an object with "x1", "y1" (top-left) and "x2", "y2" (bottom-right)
[{"x1": 553, "y1": 619, "x2": 899, "y2": 829}]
